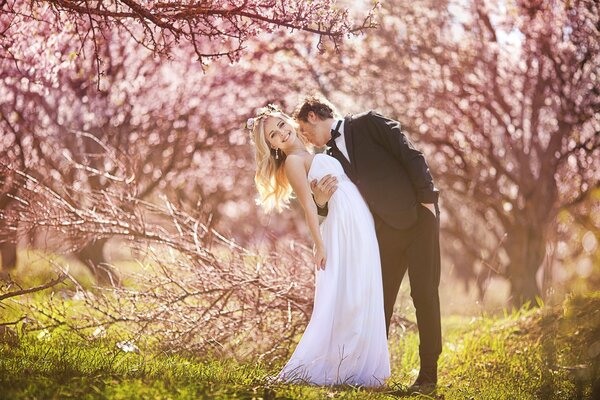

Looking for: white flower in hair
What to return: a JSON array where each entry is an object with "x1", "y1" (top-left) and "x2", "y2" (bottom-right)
[
  {"x1": 246, "y1": 104, "x2": 281, "y2": 131},
  {"x1": 246, "y1": 117, "x2": 255, "y2": 131}
]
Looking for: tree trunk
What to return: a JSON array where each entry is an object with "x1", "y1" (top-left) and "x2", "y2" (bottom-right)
[
  {"x1": 505, "y1": 224, "x2": 546, "y2": 308},
  {"x1": 0, "y1": 241, "x2": 17, "y2": 279},
  {"x1": 0, "y1": 181, "x2": 18, "y2": 279},
  {"x1": 75, "y1": 238, "x2": 119, "y2": 286}
]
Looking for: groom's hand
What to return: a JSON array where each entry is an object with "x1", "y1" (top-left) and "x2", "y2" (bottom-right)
[{"x1": 311, "y1": 175, "x2": 337, "y2": 207}]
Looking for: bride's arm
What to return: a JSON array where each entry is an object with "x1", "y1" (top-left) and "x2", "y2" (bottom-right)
[{"x1": 284, "y1": 155, "x2": 327, "y2": 270}]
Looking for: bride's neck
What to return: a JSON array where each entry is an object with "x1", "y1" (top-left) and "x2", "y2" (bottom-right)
[{"x1": 284, "y1": 138, "x2": 309, "y2": 157}]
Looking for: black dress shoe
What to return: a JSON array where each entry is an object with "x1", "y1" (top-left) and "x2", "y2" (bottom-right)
[
  {"x1": 407, "y1": 381, "x2": 436, "y2": 395},
  {"x1": 407, "y1": 371, "x2": 437, "y2": 395}
]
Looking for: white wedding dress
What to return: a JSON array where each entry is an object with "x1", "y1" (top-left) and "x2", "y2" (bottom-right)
[{"x1": 278, "y1": 153, "x2": 390, "y2": 387}]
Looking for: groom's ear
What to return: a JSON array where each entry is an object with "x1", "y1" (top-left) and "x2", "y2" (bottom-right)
[{"x1": 307, "y1": 111, "x2": 317, "y2": 124}]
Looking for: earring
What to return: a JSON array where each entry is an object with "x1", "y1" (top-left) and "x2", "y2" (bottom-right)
[{"x1": 275, "y1": 148, "x2": 280, "y2": 160}]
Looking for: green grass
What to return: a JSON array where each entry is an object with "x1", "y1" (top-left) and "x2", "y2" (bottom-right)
[{"x1": 1, "y1": 293, "x2": 599, "y2": 399}]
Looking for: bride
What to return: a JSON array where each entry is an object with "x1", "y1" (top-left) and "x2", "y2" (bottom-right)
[{"x1": 248, "y1": 104, "x2": 390, "y2": 387}]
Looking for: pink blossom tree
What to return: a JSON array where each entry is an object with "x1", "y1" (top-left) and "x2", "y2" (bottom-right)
[
  {"x1": 322, "y1": 0, "x2": 600, "y2": 306},
  {"x1": 0, "y1": 0, "x2": 376, "y2": 279}
]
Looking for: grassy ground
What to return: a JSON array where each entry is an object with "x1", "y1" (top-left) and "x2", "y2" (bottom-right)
[{"x1": 1, "y1": 293, "x2": 599, "y2": 399}]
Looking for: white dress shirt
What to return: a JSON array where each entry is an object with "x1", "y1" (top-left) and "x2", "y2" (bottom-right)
[{"x1": 330, "y1": 119, "x2": 351, "y2": 163}]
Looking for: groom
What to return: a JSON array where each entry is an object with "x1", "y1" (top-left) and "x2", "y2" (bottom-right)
[{"x1": 294, "y1": 96, "x2": 442, "y2": 392}]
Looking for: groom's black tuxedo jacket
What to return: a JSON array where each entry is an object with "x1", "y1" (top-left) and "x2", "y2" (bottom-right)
[{"x1": 319, "y1": 111, "x2": 439, "y2": 230}]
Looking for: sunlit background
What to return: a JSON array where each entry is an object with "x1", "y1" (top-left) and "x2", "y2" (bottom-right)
[{"x1": 0, "y1": 1, "x2": 599, "y2": 396}]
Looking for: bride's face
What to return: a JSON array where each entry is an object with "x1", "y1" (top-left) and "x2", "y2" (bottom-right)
[{"x1": 263, "y1": 116, "x2": 296, "y2": 152}]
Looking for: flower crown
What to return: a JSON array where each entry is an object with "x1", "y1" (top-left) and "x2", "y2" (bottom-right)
[{"x1": 245, "y1": 103, "x2": 282, "y2": 131}]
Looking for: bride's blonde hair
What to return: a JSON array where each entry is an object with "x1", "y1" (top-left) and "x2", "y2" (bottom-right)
[{"x1": 248, "y1": 105, "x2": 301, "y2": 212}]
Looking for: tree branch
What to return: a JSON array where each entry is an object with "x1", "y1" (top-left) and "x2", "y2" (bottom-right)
[{"x1": 0, "y1": 274, "x2": 67, "y2": 302}]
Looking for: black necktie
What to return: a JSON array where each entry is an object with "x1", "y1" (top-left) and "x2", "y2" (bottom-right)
[{"x1": 327, "y1": 120, "x2": 343, "y2": 148}]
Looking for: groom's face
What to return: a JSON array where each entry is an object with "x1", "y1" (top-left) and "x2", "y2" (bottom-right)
[{"x1": 297, "y1": 112, "x2": 330, "y2": 148}]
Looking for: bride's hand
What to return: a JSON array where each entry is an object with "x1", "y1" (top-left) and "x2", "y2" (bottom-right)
[{"x1": 314, "y1": 243, "x2": 327, "y2": 270}]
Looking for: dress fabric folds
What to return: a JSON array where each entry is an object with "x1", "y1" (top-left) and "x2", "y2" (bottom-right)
[{"x1": 278, "y1": 153, "x2": 390, "y2": 387}]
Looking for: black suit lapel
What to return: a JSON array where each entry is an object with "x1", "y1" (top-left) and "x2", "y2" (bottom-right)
[
  {"x1": 343, "y1": 115, "x2": 357, "y2": 177},
  {"x1": 326, "y1": 146, "x2": 353, "y2": 181}
]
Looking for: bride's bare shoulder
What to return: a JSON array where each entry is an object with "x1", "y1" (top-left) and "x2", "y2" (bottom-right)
[{"x1": 285, "y1": 154, "x2": 312, "y2": 174}]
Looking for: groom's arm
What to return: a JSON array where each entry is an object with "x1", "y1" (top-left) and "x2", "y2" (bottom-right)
[
  {"x1": 314, "y1": 195, "x2": 328, "y2": 217},
  {"x1": 367, "y1": 112, "x2": 439, "y2": 204}
]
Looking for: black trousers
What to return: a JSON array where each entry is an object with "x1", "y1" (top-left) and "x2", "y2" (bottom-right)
[{"x1": 374, "y1": 204, "x2": 442, "y2": 365}]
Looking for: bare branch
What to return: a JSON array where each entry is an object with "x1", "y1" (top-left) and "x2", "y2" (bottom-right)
[{"x1": 0, "y1": 274, "x2": 67, "y2": 302}]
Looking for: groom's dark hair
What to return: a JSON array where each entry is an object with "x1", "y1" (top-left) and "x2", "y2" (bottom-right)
[{"x1": 293, "y1": 95, "x2": 338, "y2": 122}]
